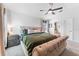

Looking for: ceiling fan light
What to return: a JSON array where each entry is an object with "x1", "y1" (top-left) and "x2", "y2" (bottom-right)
[
  {"x1": 40, "y1": 10, "x2": 44, "y2": 11},
  {"x1": 52, "y1": 12, "x2": 55, "y2": 15}
]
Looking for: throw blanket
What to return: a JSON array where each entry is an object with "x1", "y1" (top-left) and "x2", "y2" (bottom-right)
[{"x1": 23, "y1": 33, "x2": 57, "y2": 56}]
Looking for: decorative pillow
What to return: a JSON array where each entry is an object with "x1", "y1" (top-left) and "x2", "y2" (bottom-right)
[
  {"x1": 7, "y1": 35, "x2": 21, "y2": 48},
  {"x1": 22, "y1": 29, "x2": 28, "y2": 35}
]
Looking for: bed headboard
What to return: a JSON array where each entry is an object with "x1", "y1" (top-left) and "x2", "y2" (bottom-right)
[{"x1": 20, "y1": 26, "x2": 42, "y2": 34}]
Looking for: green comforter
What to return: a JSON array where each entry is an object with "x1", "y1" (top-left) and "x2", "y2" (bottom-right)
[{"x1": 23, "y1": 33, "x2": 57, "y2": 56}]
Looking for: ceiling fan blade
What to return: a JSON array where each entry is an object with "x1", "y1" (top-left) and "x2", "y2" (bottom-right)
[
  {"x1": 40, "y1": 10, "x2": 44, "y2": 11},
  {"x1": 52, "y1": 7, "x2": 63, "y2": 11},
  {"x1": 44, "y1": 12, "x2": 48, "y2": 15},
  {"x1": 52, "y1": 12, "x2": 55, "y2": 15}
]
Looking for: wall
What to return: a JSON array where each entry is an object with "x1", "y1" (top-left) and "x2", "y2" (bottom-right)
[
  {"x1": 45, "y1": 3, "x2": 79, "y2": 42},
  {"x1": 3, "y1": 9, "x2": 8, "y2": 48},
  {"x1": 62, "y1": 3, "x2": 79, "y2": 42},
  {"x1": 43, "y1": 3, "x2": 79, "y2": 42},
  {"x1": 7, "y1": 10, "x2": 42, "y2": 35},
  {"x1": 3, "y1": 9, "x2": 12, "y2": 48}
]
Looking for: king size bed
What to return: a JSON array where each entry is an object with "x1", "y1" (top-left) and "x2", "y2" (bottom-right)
[
  {"x1": 21, "y1": 26, "x2": 68, "y2": 56},
  {"x1": 23, "y1": 33, "x2": 68, "y2": 56},
  {"x1": 23, "y1": 32, "x2": 59, "y2": 55}
]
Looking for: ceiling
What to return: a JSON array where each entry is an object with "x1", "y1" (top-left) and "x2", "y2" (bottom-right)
[{"x1": 3, "y1": 3, "x2": 63, "y2": 18}]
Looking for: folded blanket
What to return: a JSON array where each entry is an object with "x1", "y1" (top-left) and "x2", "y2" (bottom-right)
[
  {"x1": 32, "y1": 36, "x2": 68, "y2": 56},
  {"x1": 23, "y1": 33, "x2": 58, "y2": 56}
]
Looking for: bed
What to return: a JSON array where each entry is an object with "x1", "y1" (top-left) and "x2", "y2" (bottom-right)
[
  {"x1": 22, "y1": 25, "x2": 65, "y2": 56},
  {"x1": 22, "y1": 32, "x2": 58, "y2": 56}
]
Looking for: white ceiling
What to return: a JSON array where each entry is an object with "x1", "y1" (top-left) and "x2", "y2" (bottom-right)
[{"x1": 3, "y1": 3, "x2": 63, "y2": 18}]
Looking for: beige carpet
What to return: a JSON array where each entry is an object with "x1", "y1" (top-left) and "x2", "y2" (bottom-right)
[
  {"x1": 6, "y1": 40, "x2": 79, "y2": 56},
  {"x1": 61, "y1": 40, "x2": 79, "y2": 56}
]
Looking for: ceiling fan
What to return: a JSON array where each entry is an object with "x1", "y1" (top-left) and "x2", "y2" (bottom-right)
[{"x1": 40, "y1": 3, "x2": 63, "y2": 15}]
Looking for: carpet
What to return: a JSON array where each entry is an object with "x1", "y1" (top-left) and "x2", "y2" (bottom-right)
[
  {"x1": 6, "y1": 40, "x2": 79, "y2": 56},
  {"x1": 61, "y1": 40, "x2": 79, "y2": 56}
]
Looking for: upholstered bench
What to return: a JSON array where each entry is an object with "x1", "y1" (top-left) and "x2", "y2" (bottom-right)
[{"x1": 32, "y1": 36, "x2": 68, "y2": 56}]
